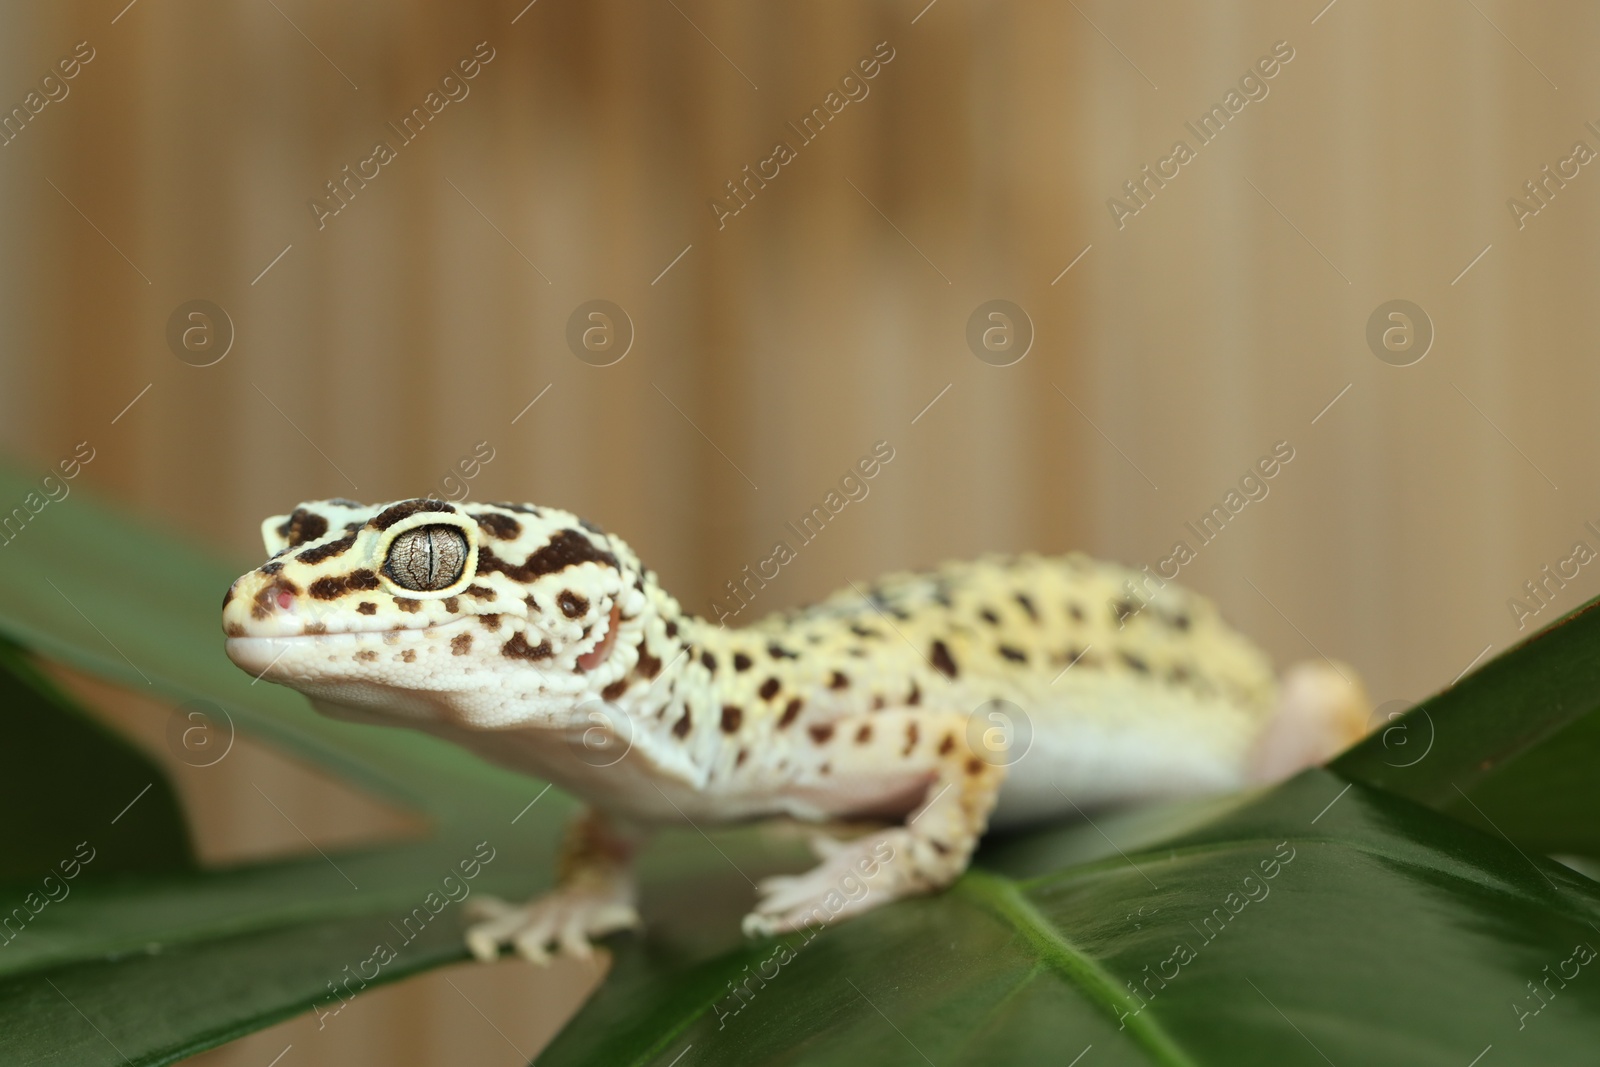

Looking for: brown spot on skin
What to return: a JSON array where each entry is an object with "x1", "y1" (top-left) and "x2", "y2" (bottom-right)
[
  {"x1": 871, "y1": 695, "x2": 885, "y2": 710},
  {"x1": 759, "y1": 677, "x2": 781, "y2": 700},
  {"x1": 966, "y1": 757, "x2": 984, "y2": 776},
  {"x1": 451, "y1": 633, "x2": 472, "y2": 656},
  {"x1": 495, "y1": 502, "x2": 543, "y2": 517},
  {"x1": 303, "y1": 622, "x2": 326, "y2": 635},
  {"x1": 443, "y1": 597, "x2": 460, "y2": 613},
  {"x1": 809, "y1": 724, "x2": 834, "y2": 744},
  {"x1": 298, "y1": 533, "x2": 356, "y2": 565},
  {"x1": 736, "y1": 748, "x2": 748, "y2": 767},
  {"x1": 557, "y1": 591, "x2": 589, "y2": 618},
  {"x1": 636, "y1": 646, "x2": 662, "y2": 679},
  {"x1": 260, "y1": 561, "x2": 284, "y2": 576},
  {"x1": 733, "y1": 652, "x2": 752, "y2": 672},
  {"x1": 721, "y1": 705, "x2": 743, "y2": 732},
  {"x1": 931, "y1": 641, "x2": 958, "y2": 679},
  {"x1": 356, "y1": 602, "x2": 377, "y2": 615},
  {"x1": 501, "y1": 631, "x2": 552, "y2": 660},
  {"x1": 930, "y1": 839, "x2": 950, "y2": 855},
  {"x1": 1113, "y1": 600, "x2": 1137, "y2": 625},
  {"x1": 602, "y1": 679, "x2": 629, "y2": 701},
  {"x1": 829, "y1": 671, "x2": 849, "y2": 690},
  {"x1": 312, "y1": 570, "x2": 381, "y2": 599},
  {"x1": 224, "y1": 622, "x2": 245, "y2": 637},
  {"x1": 904, "y1": 722, "x2": 919, "y2": 755},
  {"x1": 475, "y1": 513, "x2": 522, "y2": 540},
  {"x1": 1172, "y1": 614, "x2": 1192, "y2": 631},
  {"x1": 1120, "y1": 651, "x2": 1150, "y2": 674},
  {"x1": 278, "y1": 508, "x2": 330, "y2": 548},
  {"x1": 819, "y1": 762, "x2": 832, "y2": 775},
  {"x1": 402, "y1": 649, "x2": 416, "y2": 663},
  {"x1": 768, "y1": 643, "x2": 798, "y2": 660},
  {"x1": 355, "y1": 650, "x2": 378, "y2": 663},
  {"x1": 780, "y1": 698, "x2": 804, "y2": 728},
  {"x1": 849, "y1": 624, "x2": 881, "y2": 639},
  {"x1": 701, "y1": 651, "x2": 717, "y2": 673},
  {"x1": 998, "y1": 645, "x2": 1028, "y2": 664},
  {"x1": 1069, "y1": 603, "x2": 1086, "y2": 622},
  {"x1": 476, "y1": 529, "x2": 618, "y2": 582},
  {"x1": 252, "y1": 578, "x2": 302, "y2": 618},
  {"x1": 1170, "y1": 665, "x2": 1192, "y2": 683},
  {"x1": 396, "y1": 598, "x2": 422, "y2": 613},
  {"x1": 370, "y1": 499, "x2": 456, "y2": 531},
  {"x1": 463, "y1": 584, "x2": 496, "y2": 600},
  {"x1": 980, "y1": 609, "x2": 1000, "y2": 625},
  {"x1": 481, "y1": 614, "x2": 502, "y2": 631},
  {"x1": 666, "y1": 620, "x2": 679, "y2": 638},
  {"x1": 855, "y1": 724, "x2": 873, "y2": 744},
  {"x1": 939, "y1": 733, "x2": 956, "y2": 756},
  {"x1": 908, "y1": 682, "x2": 922, "y2": 706},
  {"x1": 222, "y1": 585, "x2": 236, "y2": 609},
  {"x1": 1015, "y1": 592, "x2": 1038, "y2": 620},
  {"x1": 524, "y1": 595, "x2": 542, "y2": 614},
  {"x1": 673, "y1": 712, "x2": 692, "y2": 738}
]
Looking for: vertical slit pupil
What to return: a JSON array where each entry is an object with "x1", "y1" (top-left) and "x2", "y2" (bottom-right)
[{"x1": 386, "y1": 525, "x2": 466, "y2": 591}]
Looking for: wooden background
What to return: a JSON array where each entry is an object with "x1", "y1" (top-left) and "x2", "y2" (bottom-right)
[{"x1": 2, "y1": 0, "x2": 1597, "y2": 1061}]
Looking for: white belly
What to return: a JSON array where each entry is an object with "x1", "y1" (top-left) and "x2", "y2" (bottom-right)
[{"x1": 989, "y1": 674, "x2": 1261, "y2": 830}]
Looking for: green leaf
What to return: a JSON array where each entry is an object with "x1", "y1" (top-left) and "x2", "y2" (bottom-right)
[
  {"x1": 1334, "y1": 595, "x2": 1600, "y2": 856},
  {"x1": 0, "y1": 908, "x2": 475, "y2": 1066},
  {"x1": 541, "y1": 771, "x2": 1600, "y2": 1066},
  {"x1": 0, "y1": 637, "x2": 192, "y2": 881}
]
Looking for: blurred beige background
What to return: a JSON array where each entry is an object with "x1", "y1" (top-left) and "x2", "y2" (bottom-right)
[{"x1": 4, "y1": 0, "x2": 1598, "y2": 1061}]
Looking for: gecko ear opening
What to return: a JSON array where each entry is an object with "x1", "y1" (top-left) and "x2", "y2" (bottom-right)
[{"x1": 578, "y1": 604, "x2": 622, "y2": 672}]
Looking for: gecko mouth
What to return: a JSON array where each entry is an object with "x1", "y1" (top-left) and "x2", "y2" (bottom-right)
[{"x1": 224, "y1": 617, "x2": 476, "y2": 677}]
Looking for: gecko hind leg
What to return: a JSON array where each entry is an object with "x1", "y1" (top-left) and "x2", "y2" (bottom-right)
[
  {"x1": 742, "y1": 711, "x2": 1006, "y2": 938},
  {"x1": 465, "y1": 807, "x2": 643, "y2": 965}
]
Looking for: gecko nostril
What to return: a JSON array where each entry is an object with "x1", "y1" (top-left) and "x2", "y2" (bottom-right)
[{"x1": 276, "y1": 591, "x2": 294, "y2": 611}]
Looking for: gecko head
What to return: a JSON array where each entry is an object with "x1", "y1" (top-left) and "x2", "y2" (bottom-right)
[{"x1": 222, "y1": 497, "x2": 649, "y2": 729}]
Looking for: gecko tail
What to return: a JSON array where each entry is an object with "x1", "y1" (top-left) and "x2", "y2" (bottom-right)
[{"x1": 1249, "y1": 660, "x2": 1371, "y2": 784}]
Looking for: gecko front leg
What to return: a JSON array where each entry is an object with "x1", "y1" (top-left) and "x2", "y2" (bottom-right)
[
  {"x1": 466, "y1": 807, "x2": 645, "y2": 964},
  {"x1": 742, "y1": 710, "x2": 1006, "y2": 937}
]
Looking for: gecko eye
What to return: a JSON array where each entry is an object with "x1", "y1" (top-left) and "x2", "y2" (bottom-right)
[{"x1": 383, "y1": 525, "x2": 468, "y2": 591}]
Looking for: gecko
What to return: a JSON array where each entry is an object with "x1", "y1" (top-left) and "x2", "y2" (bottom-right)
[{"x1": 222, "y1": 496, "x2": 1369, "y2": 962}]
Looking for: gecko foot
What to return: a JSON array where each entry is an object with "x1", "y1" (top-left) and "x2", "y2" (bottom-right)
[
  {"x1": 464, "y1": 881, "x2": 640, "y2": 965},
  {"x1": 741, "y1": 829, "x2": 922, "y2": 938}
]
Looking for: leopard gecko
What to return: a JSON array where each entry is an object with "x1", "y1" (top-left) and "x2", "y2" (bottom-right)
[{"x1": 222, "y1": 497, "x2": 1368, "y2": 962}]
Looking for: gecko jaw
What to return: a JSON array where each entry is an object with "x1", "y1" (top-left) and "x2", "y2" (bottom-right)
[{"x1": 224, "y1": 617, "x2": 477, "y2": 680}]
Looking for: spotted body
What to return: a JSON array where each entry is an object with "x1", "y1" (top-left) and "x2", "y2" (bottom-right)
[{"x1": 224, "y1": 497, "x2": 1367, "y2": 956}]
